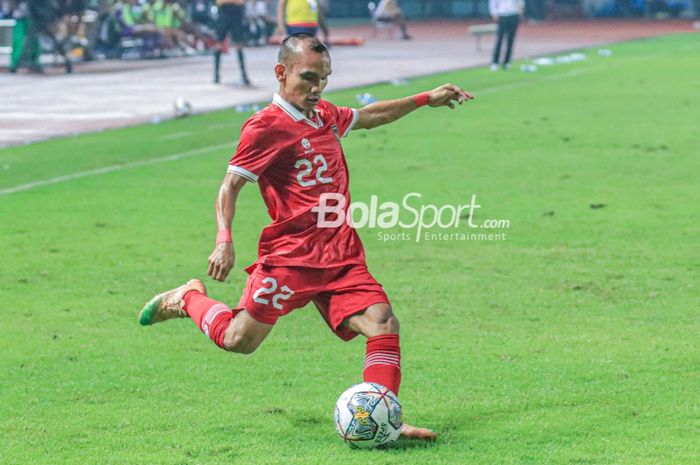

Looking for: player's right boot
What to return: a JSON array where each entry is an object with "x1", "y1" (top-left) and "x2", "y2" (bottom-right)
[
  {"x1": 139, "y1": 279, "x2": 207, "y2": 326},
  {"x1": 400, "y1": 423, "x2": 437, "y2": 441}
]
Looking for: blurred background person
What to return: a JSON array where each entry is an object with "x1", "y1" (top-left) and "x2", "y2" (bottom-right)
[
  {"x1": 370, "y1": 0, "x2": 411, "y2": 40},
  {"x1": 153, "y1": 0, "x2": 196, "y2": 52},
  {"x1": 276, "y1": 0, "x2": 328, "y2": 43},
  {"x1": 489, "y1": 0, "x2": 524, "y2": 71},
  {"x1": 8, "y1": 0, "x2": 41, "y2": 73},
  {"x1": 214, "y1": 0, "x2": 250, "y2": 85},
  {"x1": 244, "y1": 0, "x2": 275, "y2": 45}
]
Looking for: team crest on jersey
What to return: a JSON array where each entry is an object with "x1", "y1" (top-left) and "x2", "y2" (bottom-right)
[
  {"x1": 330, "y1": 124, "x2": 340, "y2": 143},
  {"x1": 301, "y1": 138, "x2": 314, "y2": 154}
]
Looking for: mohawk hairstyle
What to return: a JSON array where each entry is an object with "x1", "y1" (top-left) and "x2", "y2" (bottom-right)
[{"x1": 278, "y1": 34, "x2": 329, "y2": 64}]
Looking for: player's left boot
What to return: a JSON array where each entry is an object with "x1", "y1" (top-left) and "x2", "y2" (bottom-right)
[
  {"x1": 139, "y1": 279, "x2": 207, "y2": 326},
  {"x1": 400, "y1": 423, "x2": 437, "y2": 441}
]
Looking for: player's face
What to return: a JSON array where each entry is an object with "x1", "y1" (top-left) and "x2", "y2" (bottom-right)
[{"x1": 277, "y1": 51, "x2": 332, "y2": 115}]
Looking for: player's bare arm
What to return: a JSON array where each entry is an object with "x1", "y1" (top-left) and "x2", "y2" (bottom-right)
[
  {"x1": 208, "y1": 172, "x2": 248, "y2": 282},
  {"x1": 354, "y1": 83, "x2": 474, "y2": 130}
]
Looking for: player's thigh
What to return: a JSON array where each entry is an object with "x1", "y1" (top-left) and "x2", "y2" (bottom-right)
[
  {"x1": 315, "y1": 265, "x2": 394, "y2": 340},
  {"x1": 237, "y1": 265, "x2": 316, "y2": 324}
]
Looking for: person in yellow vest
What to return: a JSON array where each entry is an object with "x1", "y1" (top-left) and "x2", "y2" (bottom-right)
[
  {"x1": 153, "y1": 0, "x2": 192, "y2": 51},
  {"x1": 276, "y1": 0, "x2": 328, "y2": 42},
  {"x1": 115, "y1": 0, "x2": 157, "y2": 34},
  {"x1": 136, "y1": 0, "x2": 155, "y2": 26},
  {"x1": 214, "y1": 0, "x2": 250, "y2": 85}
]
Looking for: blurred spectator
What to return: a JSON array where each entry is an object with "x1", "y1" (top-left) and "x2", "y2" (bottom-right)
[
  {"x1": 114, "y1": 0, "x2": 156, "y2": 34},
  {"x1": 277, "y1": 0, "x2": 329, "y2": 43},
  {"x1": 490, "y1": 0, "x2": 523, "y2": 71},
  {"x1": 153, "y1": 0, "x2": 193, "y2": 51},
  {"x1": 1, "y1": 0, "x2": 13, "y2": 18},
  {"x1": 370, "y1": 0, "x2": 411, "y2": 40},
  {"x1": 244, "y1": 0, "x2": 275, "y2": 45},
  {"x1": 9, "y1": 0, "x2": 41, "y2": 73},
  {"x1": 113, "y1": 0, "x2": 163, "y2": 57}
]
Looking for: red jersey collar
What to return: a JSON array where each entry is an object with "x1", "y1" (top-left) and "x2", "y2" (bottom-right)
[{"x1": 272, "y1": 93, "x2": 324, "y2": 129}]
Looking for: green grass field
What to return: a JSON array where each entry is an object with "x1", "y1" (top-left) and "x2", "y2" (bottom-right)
[{"x1": 1, "y1": 33, "x2": 699, "y2": 465}]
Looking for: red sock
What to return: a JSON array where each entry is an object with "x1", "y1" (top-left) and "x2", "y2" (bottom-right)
[
  {"x1": 363, "y1": 334, "x2": 402, "y2": 396},
  {"x1": 182, "y1": 290, "x2": 238, "y2": 349}
]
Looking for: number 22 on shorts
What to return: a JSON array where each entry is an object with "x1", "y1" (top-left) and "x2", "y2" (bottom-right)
[{"x1": 253, "y1": 277, "x2": 295, "y2": 310}]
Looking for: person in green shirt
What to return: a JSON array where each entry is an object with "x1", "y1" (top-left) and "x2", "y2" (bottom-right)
[
  {"x1": 9, "y1": 1, "x2": 41, "y2": 73},
  {"x1": 153, "y1": 0, "x2": 196, "y2": 52}
]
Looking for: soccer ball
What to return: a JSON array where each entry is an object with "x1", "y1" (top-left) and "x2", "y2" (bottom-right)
[
  {"x1": 173, "y1": 98, "x2": 192, "y2": 118},
  {"x1": 334, "y1": 382, "x2": 402, "y2": 449}
]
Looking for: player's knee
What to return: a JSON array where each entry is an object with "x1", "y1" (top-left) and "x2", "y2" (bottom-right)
[
  {"x1": 364, "y1": 304, "x2": 400, "y2": 335},
  {"x1": 380, "y1": 313, "x2": 400, "y2": 334},
  {"x1": 222, "y1": 332, "x2": 260, "y2": 354}
]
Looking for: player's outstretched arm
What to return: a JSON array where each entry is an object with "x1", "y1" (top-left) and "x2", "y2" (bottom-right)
[
  {"x1": 354, "y1": 83, "x2": 474, "y2": 130},
  {"x1": 208, "y1": 172, "x2": 248, "y2": 282}
]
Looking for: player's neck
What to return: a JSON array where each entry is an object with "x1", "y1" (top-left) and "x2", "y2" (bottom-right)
[{"x1": 277, "y1": 91, "x2": 315, "y2": 120}]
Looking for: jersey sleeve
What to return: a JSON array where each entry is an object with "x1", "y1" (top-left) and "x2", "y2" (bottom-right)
[
  {"x1": 228, "y1": 118, "x2": 279, "y2": 183},
  {"x1": 337, "y1": 106, "x2": 360, "y2": 137},
  {"x1": 323, "y1": 101, "x2": 359, "y2": 138}
]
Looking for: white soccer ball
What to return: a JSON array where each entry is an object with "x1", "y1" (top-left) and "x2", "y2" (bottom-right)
[
  {"x1": 174, "y1": 98, "x2": 192, "y2": 118},
  {"x1": 334, "y1": 382, "x2": 402, "y2": 449}
]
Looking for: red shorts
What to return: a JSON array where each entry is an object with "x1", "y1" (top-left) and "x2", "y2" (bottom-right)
[{"x1": 236, "y1": 264, "x2": 390, "y2": 341}]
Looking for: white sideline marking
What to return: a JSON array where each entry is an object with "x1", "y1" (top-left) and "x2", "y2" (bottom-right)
[
  {"x1": 0, "y1": 65, "x2": 599, "y2": 198},
  {"x1": 476, "y1": 67, "x2": 598, "y2": 95},
  {"x1": 0, "y1": 142, "x2": 234, "y2": 197},
  {"x1": 159, "y1": 131, "x2": 193, "y2": 141}
]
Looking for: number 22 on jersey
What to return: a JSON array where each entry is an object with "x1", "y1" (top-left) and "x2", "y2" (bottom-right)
[
  {"x1": 253, "y1": 277, "x2": 295, "y2": 310},
  {"x1": 295, "y1": 154, "x2": 333, "y2": 187}
]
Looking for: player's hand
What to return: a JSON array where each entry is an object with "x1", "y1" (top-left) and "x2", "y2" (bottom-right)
[
  {"x1": 428, "y1": 83, "x2": 474, "y2": 109},
  {"x1": 208, "y1": 242, "x2": 235, "y2": 282}
]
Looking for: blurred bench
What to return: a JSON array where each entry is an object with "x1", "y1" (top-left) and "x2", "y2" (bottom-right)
[
  {"x1": 468, "y1": 23, "x2": 497, "y2": 51},
  {"x1": 0, "y1": 19, "x2": 16, "y2": 55}
]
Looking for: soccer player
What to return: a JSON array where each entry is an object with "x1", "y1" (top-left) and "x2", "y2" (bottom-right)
[{"x1": 140, "y1": 33, "x2": 472, "y2": 440}]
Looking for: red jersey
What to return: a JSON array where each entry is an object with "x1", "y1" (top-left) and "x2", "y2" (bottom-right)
[{"x1": 228, "y1": 93, "x2": 365, "y2": 269}]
